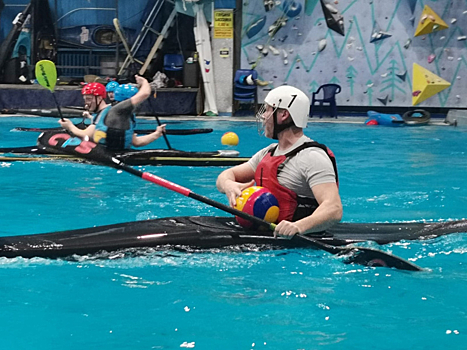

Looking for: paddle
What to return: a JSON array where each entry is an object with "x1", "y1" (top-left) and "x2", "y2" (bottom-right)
[
  {"x1": 154, "y1": 115, "x2": 172, "y2": 149},
  {"x1": 35, "y1": 60, "x2": 64, "y2": 121},
  {"x1": 37, "y1": 134, "x2": 422, "y2": 271},
  {"x1": 147, "y1": 97, "x2": 172, "y2": 149}
]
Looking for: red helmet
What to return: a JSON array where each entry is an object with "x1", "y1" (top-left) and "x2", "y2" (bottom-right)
[{"x1": 81, "y1": 82, "x2": 106, "y2": 99}]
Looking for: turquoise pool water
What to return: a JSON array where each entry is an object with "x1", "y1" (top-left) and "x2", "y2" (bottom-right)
[{"x1": 0, "y1": 117, "x2": 466, "y2": 349}]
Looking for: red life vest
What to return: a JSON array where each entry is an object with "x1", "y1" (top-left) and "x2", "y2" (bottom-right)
[{"x1": 254, "y1": 141, "x2": 338, "y2": 222}]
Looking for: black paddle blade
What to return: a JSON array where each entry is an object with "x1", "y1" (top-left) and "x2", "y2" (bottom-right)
[
  {"x1": 296, "y1": 234, "x2": 423, "y2": 271},
  {"x1": 342, "y1": 246, "x2": 424, "y2": 271}
]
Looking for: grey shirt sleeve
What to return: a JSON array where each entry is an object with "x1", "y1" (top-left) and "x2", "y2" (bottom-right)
[{"x1": 104, "y1": 99, "x2": 135, "y2": 129}]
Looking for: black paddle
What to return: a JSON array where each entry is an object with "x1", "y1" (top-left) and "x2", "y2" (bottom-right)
[
  {"x1": 147, "y1": 95, "x2": 172, "y2": 149},
  {"x1": 37, "y1": 133, "x2": 423, "y2": 271}
]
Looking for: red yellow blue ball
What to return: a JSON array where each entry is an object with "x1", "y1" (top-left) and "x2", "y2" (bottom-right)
[
  {"x1": 234, "y1": 186, "x2": 280, "y2": 228},
  {"x1": 221, "y1": 132, "x2": 239, "y2": 146}
]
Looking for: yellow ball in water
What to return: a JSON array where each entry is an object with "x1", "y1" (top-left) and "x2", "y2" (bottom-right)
[
  {"x1": 234, "y1": 186, "x2": 280, "y2": 228},
  {"x1": 221, "y1": 132, "x2": 239, "y2": 146}
]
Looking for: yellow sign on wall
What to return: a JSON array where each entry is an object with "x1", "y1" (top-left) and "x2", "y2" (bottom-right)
[{"x1": 214, "y1": 10, "x2": 233, "y2": 39}]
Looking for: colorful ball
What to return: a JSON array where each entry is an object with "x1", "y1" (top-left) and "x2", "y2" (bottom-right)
[
  {"x1": 221, "y1": 132, "x2": 239, "y2": 146},
  {"x1": 234, "y1": 186, "x2": 280, "y2": 228}
]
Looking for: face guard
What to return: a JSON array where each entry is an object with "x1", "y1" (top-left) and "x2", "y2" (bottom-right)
[
  {"x1": 255, "y1": 96, "x2": 282, "y2": 136},
  {"x1": 255, "y1": 99, "x2": 294, "y2": 139}
]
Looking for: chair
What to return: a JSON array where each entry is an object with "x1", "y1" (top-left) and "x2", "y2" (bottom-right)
[
  {"x1": 310, "y1": 84, "x2": 341, "y2": 118},
  {"x1": 163, "y1": 54, "x2": 184, "y2": 71},
  {"x1": 163, "y1": 54, "x2": 184, "y2": 83},
  {"x1": 233, "y1": 69, "x2": 257, "y2": 114}
]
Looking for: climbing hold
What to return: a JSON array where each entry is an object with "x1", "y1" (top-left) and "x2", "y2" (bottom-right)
[
  {"x1": 318, "y1": 39, "x2": 327, "y2": 52},
  {"x1": 370, "y1": 21, "x2": 392, "y2": 43},
  {"x1": 269, "y1": 45, "x2": 280, "y2": 55},
  {"x1": 268, "y1": 17, "x2": 287, "y2": 37},
  {"x1": 377, "y1": 95, "x2": 389, "y2": 106},
  {"x1": 281, "y1": 0, "x2": 302, "y2": 18},
  {"x1": 428, "y1": 54, "x2": 436, "y2": 63},
  {"x1": 396, "y1": 71, "x2": 407, "y2": 82},
  {"x1": 404, "y1": 39, "x2": 412, "y2": 49},
  {"x1": 415, "y1": 5, "x2": 449, "y2": 37},
  {"x1": 320, "y1": 0, "x2": 345, "y2": 36},
  {"x1": 412, "y1": 63, "x2": 451, "y2": 105},
  {"x1": 246, "y1": 17, "x2": 266, "y2": 39}
]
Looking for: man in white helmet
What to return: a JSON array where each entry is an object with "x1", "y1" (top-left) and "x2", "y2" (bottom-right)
[{"x1": 216, "y1": 85, "x2": 342, "y2": 238}]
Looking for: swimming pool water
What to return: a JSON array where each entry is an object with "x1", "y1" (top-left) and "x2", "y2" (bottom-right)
[{"x1": 0, "y1": 117, "x2": 465, "y2": 349}]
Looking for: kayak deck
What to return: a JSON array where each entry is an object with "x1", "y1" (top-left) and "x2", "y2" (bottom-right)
[
  {"x1": 0, "y1": 154, "x2": 250, "y2": 166},
  {"x1": 0, "y1": 143, "x2": 250, "y2": 166},
  {"x1": 1, "y1": 216, "x2": 466, "y2": 259}
]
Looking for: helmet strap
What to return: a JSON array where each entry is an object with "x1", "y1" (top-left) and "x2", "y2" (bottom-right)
[
  {"x1": 94, "y1": 96, "x2": 106, "y2": 113},
  {"x1": 272, "y1": 110, "x2": 294, "y2": 140}
]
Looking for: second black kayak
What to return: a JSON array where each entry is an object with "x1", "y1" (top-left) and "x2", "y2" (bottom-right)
[
  {"x1": 13, "y1": 125, "x2": 214, "y2": 136},
  {"x1": 0, "y1": 152, "x2": 250, "y2": 167},
  {"x1": 0, "y1": 216, "x2": 466, "y2": 259},
  {"x1": 0, "y1": 131, "x2": 249, "y2": 166}
]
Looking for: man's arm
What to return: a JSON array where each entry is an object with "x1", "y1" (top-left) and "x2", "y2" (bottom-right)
[
  {"x1": 295, "y1": 182, "x2": 342, "y2": 233},
  {"x1": 58, "y1": 118, "x2": 95, "y2": 139},
  {"x1": 130, "y1": 75, "x2": 151, "y2": 106},
  {"x1": 216, "y1": 163, "x2": 256, "y2": 207},
  {"x1": 131, "y1": 124, "x2": 166, "y2": 147},
  {"x1": 274, "y1": 182, "x2": 342, "y2": 237}
]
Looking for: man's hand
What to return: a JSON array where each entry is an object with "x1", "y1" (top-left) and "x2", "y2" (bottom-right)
[
  {"x1": 155, "y1": 124, "x2": 166, "y2": 137},
  {"x1": 58, "y1": 118, "x2": 74, "y2": 130},
  {"x1": 274, "y1": 220, "x2": 302, "y2": 239},
  {"x1": 223, "y1": 179, "x2": 255, "y2": 207},
  {"x1": 135, "y1": 75, "x2": 147, "y2": 87},
  {"x1": 82, "y1": 111, "x2": 92, "y2": 120}
]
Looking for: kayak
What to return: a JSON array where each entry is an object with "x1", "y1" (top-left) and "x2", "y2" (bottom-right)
[
  {"x1": 13, "y1": 125, "x2": 214, "y2": 136},
  {"x1": 1, "y1": 107, "x2": 84, "y2": 118},
  {"x1": 0, "y1": 149, "x2": 249, "y2": 166},
  {"x1": 0, "y1": 154, "x2": 250, "y2": 166},
  {"x1": 0, "y1": 130, "x2": 249, "y2": 166},
  {"x1": 0, "y1": 216, "x2": 465, "y2": 259}
]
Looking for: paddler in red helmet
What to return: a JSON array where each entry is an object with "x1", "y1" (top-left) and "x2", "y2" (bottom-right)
[{"x1": 58, "y1": 75, "x2": 166, "y2": 150}]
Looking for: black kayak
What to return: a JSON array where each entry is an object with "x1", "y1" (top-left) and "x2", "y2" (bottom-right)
[
  {"x1": 1, "y1": 216, "x2": 466, "y2": 259},
  {"x1": 12, "y1": 124, "x2": 214, "y2": 136},
  {"x1": 1, "y1": 107, "x2": 84, "y2": 118},
  {"x1": 0, "y1": 131, "x2": 249, "y2": 166},
  {"x1": 0, "y1": 153, "x2": 250, "y2": 166},
  {"x1": 0, "y1": 148, "x2": 248, "y2": 166}
]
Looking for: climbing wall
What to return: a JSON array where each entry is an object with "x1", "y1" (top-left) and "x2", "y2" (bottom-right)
[{"x1": 241, "y1": 0, "x2": 467, "y2": 108}]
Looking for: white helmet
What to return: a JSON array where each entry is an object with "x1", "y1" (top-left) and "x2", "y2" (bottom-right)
[{"x1": 263, "y1": 85, "x2": 310, "y2": 128}]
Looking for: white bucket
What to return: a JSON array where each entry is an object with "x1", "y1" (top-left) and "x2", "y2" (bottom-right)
[{"x1": 100, "y1": 56, "x2": 123, "y2": 76}]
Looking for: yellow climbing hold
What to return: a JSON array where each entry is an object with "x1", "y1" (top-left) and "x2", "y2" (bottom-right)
[
  {"x1": 414, "y1": 5, "x2": 448, "y2": 37},
  {"x1": 412, "y1": 63, "x2": 451, "y2": 105}
]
